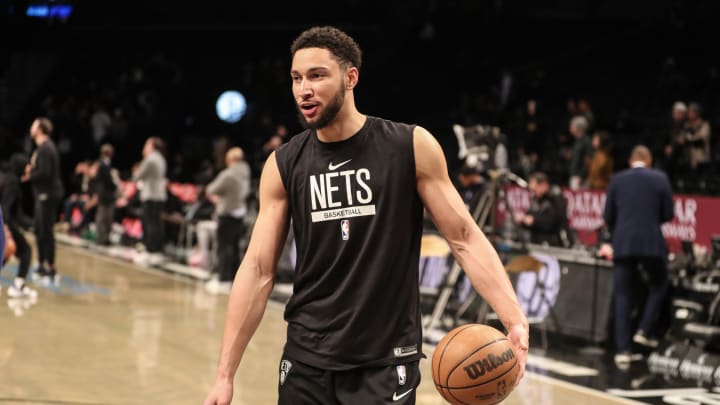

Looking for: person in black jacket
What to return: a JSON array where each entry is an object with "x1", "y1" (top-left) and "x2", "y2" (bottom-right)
[
  {"x1": 94, "y1": 144, "x2": 118, "y2": 246},
  {"x1": 1, "y1": 154, "x2": 37, "y2": 297},
  {"x1": 21, "y1": 117, "x2": 64, "y2": 282},
  {"x1": 515, "y1": 172, "x2": 566, "y2": 246}
]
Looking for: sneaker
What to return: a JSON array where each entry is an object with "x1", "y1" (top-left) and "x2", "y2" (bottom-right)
[
  {"x1": 614, "y1": 352, "x2": 643, "y2": 369},
  {"x1": 205, "y1": 280, "x2": 232, "y2": 295},
  {"x1": 148, "y1": 253, "x2": 165, "y2": 267},
  {"x1": 32, "y1": 266, "x2": 52, "y2": 280},
  {"x1": 633, "y1": 331, "x2": 659, "y2": 348},
  {"x1": 8, "y1": 284, "x2": 38, "y2": 298}
]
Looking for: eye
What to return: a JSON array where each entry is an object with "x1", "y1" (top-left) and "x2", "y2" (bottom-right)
[
  {"x1": 312, "y1": 73, "x2": 325, "y2": 79},
  {"x1": 291, "y1": 75, "x2": 301, "y2": 82}
]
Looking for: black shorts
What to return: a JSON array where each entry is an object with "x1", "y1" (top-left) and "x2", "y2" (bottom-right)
[{"x1": 277, "y1": 352, "x2": 421, "y2": 405}]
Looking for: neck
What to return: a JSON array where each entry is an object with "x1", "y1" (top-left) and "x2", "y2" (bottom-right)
[
  {"x1": 631, "y1": 161, "x2": 646, "y2": 168},
  {"x1": 316, "y1": 99, "x2": 365, "y2": 142},
  {"x1": 35, "y1": 135, "x2": 49, "y2": 145}
]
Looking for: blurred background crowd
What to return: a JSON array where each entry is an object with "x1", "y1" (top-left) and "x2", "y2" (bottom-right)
[{"x1": 1, "y1": 0, "x2": 719, "y2": 279}]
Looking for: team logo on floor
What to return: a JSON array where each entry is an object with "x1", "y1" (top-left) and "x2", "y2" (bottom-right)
[{"x1": 279, "y1": 360, "x2": 292, "y2": 386}]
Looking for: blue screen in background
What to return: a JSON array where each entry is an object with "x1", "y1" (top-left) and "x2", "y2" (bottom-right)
[{"x1": 26, "y1": 4, "x2": 72, "y2": 19}]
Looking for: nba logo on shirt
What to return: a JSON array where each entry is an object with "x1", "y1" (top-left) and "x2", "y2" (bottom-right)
[
  {"x1": 341, "y1": 219, "x2": 350, "y2": 240},
  {"x1": 396, "y1": 365, "x2": 407, "y2": 386}
]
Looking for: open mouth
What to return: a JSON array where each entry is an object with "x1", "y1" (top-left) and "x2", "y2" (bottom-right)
[{"x1": 300, "y1": 102, "x2": 319, "y2": 117}]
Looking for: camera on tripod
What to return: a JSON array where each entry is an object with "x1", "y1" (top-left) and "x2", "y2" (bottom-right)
[{"x1": 453, "y1": 124, "x2": 508, "y2": 176}]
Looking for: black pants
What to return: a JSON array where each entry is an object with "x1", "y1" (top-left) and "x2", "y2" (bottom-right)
[
  {"x1": 277, "y1": 352, "x2": 420, "y2": 405},
  {"x1": 613, "y1": 256, "x2": 669, "y2": 352},
  {"x1": 95, "y1": 203, "x2": 115, "y2": 246},
  {"x1": 7, "y1": 222, "x2": 31, "y2": 279},
  {"x1": 141, "y1": 200, "x2": 165, "y2": 253},
  {"x1": 34, "y1": 197, "x2": 59, "y2": 267},
  {"x1": 216, "y1": 215, "x2": 245, "y2": 282}
]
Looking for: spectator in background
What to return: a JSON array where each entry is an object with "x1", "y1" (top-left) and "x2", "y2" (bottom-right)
[
  {"x1": 94, "y1": 144, "x2": 118, "y2": 246},
  {"x1": 684, "y1": 102, "x2": 711, "y2": 174},
  {"x1": 516, "y1": 99, "x2": 544, "y2": 178},
  {"x1": 132, "y1": 136, "x2": 167, "y2": 265},
  {"x1": 588, "y1": 130, "x2": 613, "y2": 190},
  {"x1": 577, "y1": 98, "x2": 595, "y2": 131},
  {"x1": 90, "y1": 103, "x2": 112, "y2": 147},
  {"x1": 600, "y1": 145, "x2": 674, "y2": 368},
  {"x1": 63, "y1": 160, "x2": 94, "y2": 234},
  {"x1": 22, "y1": 117, "x2": 64, "y2": 282},
  {"x1": 0, "y1": 154, "x2": 36, "y2": 297},
  {"x1": 515, "y1": 172, "x2": 566, "y2": 246},
  {"x1": 664, "y1": 101, "x2": 688, "y2": 179},
  {"x1": 204, "y1": 147, "x2": 251, "y2": 294},
  {"x1": 568, "y1": 115, "x2": 593, "y2": 190}
]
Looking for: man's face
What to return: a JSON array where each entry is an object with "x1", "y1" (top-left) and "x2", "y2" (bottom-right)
[
  {"x1": 29, "y1": 120, "x2": 40, "y2": 142},
  {"x1": 142, "y1": 139, "x2": 153, "y2": 157},
  {"x1": 569, "y1": 124, "x2": 581, "y2": 138},
  {"x1": 529, "y1": 179, "x2": 548, "y2": 197},
  {"x1": 672, "y1": 109, "x2": 686, "y2": 122},
  {"x1": 291, "y1": 48, "x2": 347, "y2": 130}
]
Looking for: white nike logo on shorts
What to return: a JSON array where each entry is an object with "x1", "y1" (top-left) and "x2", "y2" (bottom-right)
[
  {"x1": 392, "y1": 388, "x2": 414, "y2": 401},
  {"x1": 328, "y1": 159, "x2": 352, "y2": 170}
]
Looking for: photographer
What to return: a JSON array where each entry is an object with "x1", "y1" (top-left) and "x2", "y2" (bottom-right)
[{"x1": 515, "y1": 172, "x2": 566, "y2": 247}]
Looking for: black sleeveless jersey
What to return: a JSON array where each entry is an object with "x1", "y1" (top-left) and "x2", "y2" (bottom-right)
[{"x1": 275, "y1": 116, "x2": 425, "y2": 370}]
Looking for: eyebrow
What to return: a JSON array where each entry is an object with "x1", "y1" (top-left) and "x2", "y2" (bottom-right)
[{"x1": 290, "y1": 66, "x2": 331, "y2": 75}]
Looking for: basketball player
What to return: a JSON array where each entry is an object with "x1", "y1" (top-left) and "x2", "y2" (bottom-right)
[{"x1": 204, "y1": 26, "x2": 529, "y2": 405}]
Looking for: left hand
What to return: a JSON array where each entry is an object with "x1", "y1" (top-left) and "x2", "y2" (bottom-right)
[
  {"x1": 507, "y1": 324, "x2": 529, "y2": 386},
  {"x1": 522, "y1": 215, "x2": 534, "y2": 226}
]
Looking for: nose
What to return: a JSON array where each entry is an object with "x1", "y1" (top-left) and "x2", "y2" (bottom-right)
[{"x1": 298, "y1": 79, "x2": 313, "y2": 97}]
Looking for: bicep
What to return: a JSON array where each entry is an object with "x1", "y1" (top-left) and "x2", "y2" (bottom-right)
[
  {"x1": 414, "y1": 127, "x2": 476, "y2": 243},
  {"x1": 242, "y1": 153, "x2": 290, "y2": 272}
]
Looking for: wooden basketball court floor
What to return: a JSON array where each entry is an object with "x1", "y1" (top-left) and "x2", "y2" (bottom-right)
[{"x1": 0, "y1": 244, "x2": 644, "y2": 405}]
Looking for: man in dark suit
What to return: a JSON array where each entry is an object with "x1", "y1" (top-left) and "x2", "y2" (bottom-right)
[{"x1": 601, "y1": 145, "x2": 674, "y2": 368}]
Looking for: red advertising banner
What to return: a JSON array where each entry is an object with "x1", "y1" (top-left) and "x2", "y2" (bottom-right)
[{"x1": 500, "y1": 186, "x2": 720, "y2": 252}]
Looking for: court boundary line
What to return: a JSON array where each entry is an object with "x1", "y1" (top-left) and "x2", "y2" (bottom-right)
[
  {"x1": 522, "y1": 372, "x2": 647, "y2": 405},
  {"x1": 58, "y1": 243, "x2": 200, "y2": 285},
  {"x1": 58, "y1": 243, "x2": 648, "y2": 405}
]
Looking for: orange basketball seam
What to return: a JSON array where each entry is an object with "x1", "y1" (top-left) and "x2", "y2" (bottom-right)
[
  {"x1": 435, "y1": 324, "x2": 475, "y2": 387},
  {"x1": 435, "y1": 324, "x2": 476, "y2": 405}
]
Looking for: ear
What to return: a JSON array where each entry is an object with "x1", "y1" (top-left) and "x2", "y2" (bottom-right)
[{"x1": 345, "y1": 67, "x2": 359, "y2": 90}]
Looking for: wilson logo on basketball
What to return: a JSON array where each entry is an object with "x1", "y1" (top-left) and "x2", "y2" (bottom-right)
[{"x1": 463, "y1": 348, "x2": 515, "y2": 380}]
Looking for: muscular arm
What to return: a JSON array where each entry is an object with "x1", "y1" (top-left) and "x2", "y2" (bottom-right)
[
  {"x1": 413, "y1": 127, "x2": 529, "y2": 380},
  {"x1": 206, "y1": 152, "x2": 289, "y2": 403}
]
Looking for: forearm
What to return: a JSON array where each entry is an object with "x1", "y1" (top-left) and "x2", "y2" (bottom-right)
[
  {"x1": 215, "y1": 259, "x2": 275, "y2": 382},
  {"x1": 451, "y1": 228, "x2": 527, "y2": 331}
]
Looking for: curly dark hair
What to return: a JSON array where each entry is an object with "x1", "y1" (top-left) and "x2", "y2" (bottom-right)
[{"x1": 291, "y1": 26, "x2": 362, "y2": 71}]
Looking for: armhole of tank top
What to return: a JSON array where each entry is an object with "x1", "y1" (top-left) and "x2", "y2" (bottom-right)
[
  {"x1": 408, "y1": 124, "x2": 418, "y2": 184},
  {"x1": 275, "y1": 146, "x2": 291, "y2": 196}
]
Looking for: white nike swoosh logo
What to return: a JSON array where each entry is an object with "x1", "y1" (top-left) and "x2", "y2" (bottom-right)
[
  {"x1": 328, "y1": 159, "x2": 352, "y2": 171},
  {"x1": 392, "y1": 388, "x2": 414, "y2": 401}
]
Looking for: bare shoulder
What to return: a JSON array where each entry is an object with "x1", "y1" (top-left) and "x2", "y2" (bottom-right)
[
  {"x1": 412, "y1": 126, "x2": 447, "y2": 179},
  {"x1": 260, "y1": 152, "x2": 287, "y2": 200}
]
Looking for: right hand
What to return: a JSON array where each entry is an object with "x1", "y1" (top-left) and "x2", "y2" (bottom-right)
[
  {"x1": 597, "y1": 243, "x2": 613, "y2": 260},
  {"x1": 203, "y1": 380, "x2": 233, "y2": 405}
]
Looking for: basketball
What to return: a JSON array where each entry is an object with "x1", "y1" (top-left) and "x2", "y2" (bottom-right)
[{"x1": 432, "y1": 324, "x2": 519, "y2": 405}]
